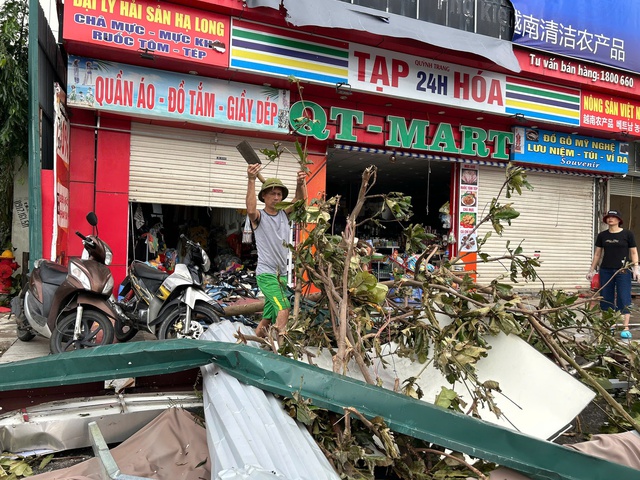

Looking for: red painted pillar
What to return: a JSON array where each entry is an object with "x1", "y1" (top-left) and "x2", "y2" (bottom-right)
[
  {"x1": 67, "y1": 111, "x2": 130, "y2": 289},
  {"x1": 68, "y1": 109, "x2": 97, "y2": 260},
  {"x1": 95, "y1": 117, "x2": 131, "y2": 288}
]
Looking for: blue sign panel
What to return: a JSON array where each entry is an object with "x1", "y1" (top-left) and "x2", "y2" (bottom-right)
[
  {"x1": 511, "y1": 1, "x2": 640, "y2": 75},
  {"x1": 511, "y1": 128, "x2": 629, "y2": 175}
]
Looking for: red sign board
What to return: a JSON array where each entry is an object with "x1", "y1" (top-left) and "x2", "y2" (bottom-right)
[
  {"x1": 64, "y1": 0, "x2": 230, "y2": 67},
  {"x1": 581, "y1": 91, "x2": 640, "y2": 135},
  {"x1": 515, "y1": 48, "x2": 640, "y2": 96}
]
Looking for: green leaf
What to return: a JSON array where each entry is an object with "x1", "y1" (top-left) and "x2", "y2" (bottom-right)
[{"x1": 434, "y1": 387, "x2": 458, "y2": 409}]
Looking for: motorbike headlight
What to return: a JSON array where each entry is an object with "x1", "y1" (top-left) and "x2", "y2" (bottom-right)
[
  {"x1": 102, "y1": 276, "x2": 114, "y2": 295},
  {"x1": 69, "y1": 262, "x2": 91, "y2": 290},
  {"x1": 104, "y1": 245, "x2": 113, "y2": 266},
  {"x1": 202, "y1": 250, "x2": 211, "y2": 272}
]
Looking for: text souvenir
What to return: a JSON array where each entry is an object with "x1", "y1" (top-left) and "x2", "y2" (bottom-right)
[
  {"x1": 67, "y1": 55, "x2": 290, "y2": 133},
  {"x1": 511, "y1": 127, "x2": 628, "y2": 175},
  {"x1": 64, "y1": 0, "x2": 230, "y2": 67}
]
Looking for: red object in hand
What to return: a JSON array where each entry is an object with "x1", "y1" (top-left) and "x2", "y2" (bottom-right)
[{"x1": 590, "y1": 272, "x2": 600, "y2": 291}]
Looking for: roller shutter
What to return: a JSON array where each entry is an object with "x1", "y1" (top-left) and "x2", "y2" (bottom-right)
[
  {"x1": 609, "y1": 177, "x2": 640, "y2": 197},
  {"x1": 475, "y1": 167, "x2": 594, "y2": 291},
  {"x1": 129, "y1": 123, "x2": 300, "y2": 209}
]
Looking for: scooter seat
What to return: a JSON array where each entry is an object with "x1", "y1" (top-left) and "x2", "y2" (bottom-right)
[
  {"x1": 130, "y1": 261, "x2": 169, "y2": 282},
  {"x1": 40, "y1": 261, "x2": 68, "y2": 285}
]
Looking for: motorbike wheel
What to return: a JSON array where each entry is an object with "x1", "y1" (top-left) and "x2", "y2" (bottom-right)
[
  {"x1": 157, "y1": 302, "x2": 220, "y2": 340},
  {"x1": 17, "y1": 326, "x2": 36, "y2": 342},
  {"x1": 50, "y1": 310, "x2": 115, "y2": 354},
  {"x1": 114, "y1": 318, "x2": 139, "y2": 343}
]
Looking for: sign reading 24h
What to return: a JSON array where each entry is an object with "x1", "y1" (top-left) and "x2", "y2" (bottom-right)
[{"x1": 349, "y1": 44, "x2": 506, "y2": 114}]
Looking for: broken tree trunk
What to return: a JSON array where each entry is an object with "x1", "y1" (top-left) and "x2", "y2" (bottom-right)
[{"x1": 220, "y1": 293, "x2": 322, "y2": 317}]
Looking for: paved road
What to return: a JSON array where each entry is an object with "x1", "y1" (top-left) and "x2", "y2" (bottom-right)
[
  {"x1": 0, "y1": 312, "x2": 157, "y2": 363},
  {"x1": 0, "y1": 312, "x2": 50, "y2": 363}
]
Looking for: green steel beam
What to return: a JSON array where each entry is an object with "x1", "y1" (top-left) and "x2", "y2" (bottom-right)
[
  {"x1": 28, "y1": 0, "x2": 42, "y2": 267},
  {"x1": 0, "y1": 340, "x2": 636, "y2": 480}
]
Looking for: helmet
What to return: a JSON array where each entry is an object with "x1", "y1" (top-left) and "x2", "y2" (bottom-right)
[{"x1": 258, "y1": 178, "x2": 289, "y2": 202}]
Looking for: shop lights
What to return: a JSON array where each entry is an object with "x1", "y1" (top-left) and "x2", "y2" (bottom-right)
[
  {"x1": 138, "y1": 48, "x2": 155, "y2": 60},
  {"x1": 336, "y1": 82, "x2": 352, "y2": 98}
]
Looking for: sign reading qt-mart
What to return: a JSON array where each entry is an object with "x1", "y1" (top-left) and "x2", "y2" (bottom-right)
[{"x1": 511, "y1": 128, "x2": 628, "y2": 175}]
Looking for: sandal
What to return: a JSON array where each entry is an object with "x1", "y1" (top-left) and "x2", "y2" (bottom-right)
[{"x1": 621, "y1": 328, "x2": 633, "y2": 339}]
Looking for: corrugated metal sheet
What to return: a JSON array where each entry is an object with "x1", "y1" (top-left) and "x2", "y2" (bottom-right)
[
  {"x1": 200, "y1": 324, "x2": 339, "y2": 479},
  {"x1": 129, "y1": 123, "x2": 300, "y2": 208},
  {"x1": 476, "y1": 167, "x2": 594, "y2": 290},
  {"x1": 0, "y1": 333, "x2": 635, "y2": 479}
]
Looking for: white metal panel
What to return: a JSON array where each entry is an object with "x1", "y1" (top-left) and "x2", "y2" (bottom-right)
[
  {"x1": 130, "y1": 123, "x2": 300, "y2": 209},
  {"x1": 475, "y1": 167, "x2": 594, "y2": 291},
  {"x1": 200, "y1": 323, "x2": 340, "y2": 479}
]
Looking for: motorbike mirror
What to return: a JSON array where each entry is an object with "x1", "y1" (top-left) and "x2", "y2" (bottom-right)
[{"x1": 86, "y1": 212, "x2": 98, "y2": 226}]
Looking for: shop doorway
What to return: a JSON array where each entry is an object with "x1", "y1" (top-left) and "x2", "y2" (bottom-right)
[
  {"x1": 326, "y1": 148, "x2": 453, "y2": 277},
  {"x1": 128, "y1": 202, "x2": 255, "y2": 273}
]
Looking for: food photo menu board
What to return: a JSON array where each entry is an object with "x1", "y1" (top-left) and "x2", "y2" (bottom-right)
[{"x1": 458, "y1": 166, "x2": 478, "y2": 253}]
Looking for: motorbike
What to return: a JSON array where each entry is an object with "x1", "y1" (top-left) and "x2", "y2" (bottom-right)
[
  {"x1": 11, "y1": 212, "x2": 116, "y2": 353},
  {"x1": 113, "y1": 234, "x2": 221, "y2": 342}
]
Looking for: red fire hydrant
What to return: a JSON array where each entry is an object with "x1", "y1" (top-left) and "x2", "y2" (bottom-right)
[{"x1": 0, "y1": 250, "x2": 18, "y2": 295}]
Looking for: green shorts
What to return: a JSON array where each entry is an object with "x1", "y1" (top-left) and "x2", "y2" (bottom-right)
[{"x1": 256, "y1": 273, "x2": 291, "y2": 322}]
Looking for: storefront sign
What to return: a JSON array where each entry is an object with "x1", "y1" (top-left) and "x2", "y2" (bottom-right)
[
  {"x1": 512, "y1": 0, "x2": 640, "y2": 75},
  {"x1": 511, "y1": 127, "x2": 628, "y2": 174},
  {"x1": 515, "y1": 49, "x2": 640, "y2": 95},
  {"x1": 64, "y1": 0, "x2": 230, "y2": 67},
  {"x1": 290, "y1": 100, "x2": 513, "y2": 160},
  {"x1": 53, "y1": 84, "x2": 70, "y2": 263},
  {"x1": 67, "y1": 55, "x2": 290, "y2": 133},
  {"x1": 349, "y1": 44, "x2": 506, "y2": 114},
  {"x1": 347, "y1": 43, "x2": 584, "y2": 127},
  {"x1": 458, "y1": 166, "x2": 479, "y2": 254},
  {"x1": 581, "y1": 91, "x2": 640, "y2": 136}
]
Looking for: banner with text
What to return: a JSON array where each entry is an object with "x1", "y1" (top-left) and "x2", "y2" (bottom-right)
[
  {"x1": 67, "y1": 55, "x2": 290, "y2": 133},
  {"x1": 64, "y1": 0, "x2": 230, "y2": 67},
  {"x1": 458, "y1": 166, "x2": 479, "y2": 254},
  {"x1": 515, "y1": 49, "x2": 640, "y2": 97},
  {"x1": 512, "y1": 0, "x2": 640, "y2": 75},
  {"x1": 511, "y1": 127, "x2": 628, "y2": 175},
  {"x1": 53, "y1": 84, "x2": 70, "y2": 264},
  {"x1": 346, "y1": 43, "x2": 584, "y2": 127},
  {"x1": 348, "y1": 43, "x2": 506, "y2": 114},
  {"x1": 581, "y1": 91, "x2": 640, "y2": 136}
]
